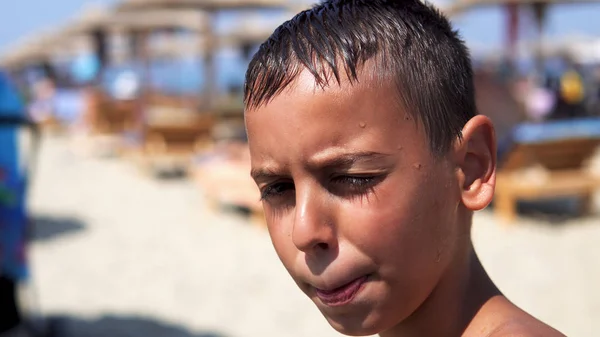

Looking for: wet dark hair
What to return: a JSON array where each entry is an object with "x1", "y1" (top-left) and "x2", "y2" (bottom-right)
[{"x1": 244, "y1": 0, "x2": 477, "y2": 154}]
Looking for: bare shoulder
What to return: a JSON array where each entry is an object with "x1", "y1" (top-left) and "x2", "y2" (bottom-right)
[
  {"x1": 486, "y1": 318, "x2": 566, "y2": 337},
  {"x1": 466, "y1": 296, "x2": 566, "y2": 337}
]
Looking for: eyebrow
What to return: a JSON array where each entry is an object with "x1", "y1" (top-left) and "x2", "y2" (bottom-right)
[
  {"x1": 308, "y1": 151, "x2": 391, "y2": 171},
  {"x1": 250, "y1": 166, "x2": 282, "y2": 182},
  {"x1": 250, "y1": 151, "x2": 391, "y2": 182}
]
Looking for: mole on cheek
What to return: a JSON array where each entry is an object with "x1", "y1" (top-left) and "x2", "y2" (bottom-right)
[{"x1": 359, "y1": 122, "x2": 367, "y2": 128}]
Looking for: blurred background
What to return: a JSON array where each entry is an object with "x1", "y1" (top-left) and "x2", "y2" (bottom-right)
[{"x1": 0, "y1": 0, "x2": 599, "y2": 336}]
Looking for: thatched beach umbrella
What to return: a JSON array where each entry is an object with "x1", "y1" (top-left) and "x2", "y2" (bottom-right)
[
  {"x1": 447, "y1": 0, "x2": 600, "y2": 14},
  {"x1": 63, "y1": 5, "x2": 209, "y2": 35},
  {"x1": 219, "y1": 15, "x2": 280, "y2": 51},
  {"x1": 144, "y1": 16, "x2": 278, "y2": 62},
  {"x1": 0, "y1": 43, "x2": 45, "y2": 69},
  {"x1": 60, "y1": 5, "x2": 210, "y2": 75},
  {"x1": 150, "y1": 34, "x2": 205, "y2": 59},
  {"x1": 0, "y1": 7, "x2": 108, "y2": 73},
  {"x1": 0, "y1": 28, "x2": 65, "y2": 71},
  {"x1": 117, "y1": 0, "x2": 288, "y2": 11}
]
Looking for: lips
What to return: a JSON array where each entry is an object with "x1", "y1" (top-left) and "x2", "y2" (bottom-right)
[{"x1": 314, "y1": 275, "x2": 369, "y2": 306}]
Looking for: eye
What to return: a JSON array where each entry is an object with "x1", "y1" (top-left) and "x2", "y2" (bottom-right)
[
  {"x1": 334, "y1": 176, "x2": 375, "y2": 187},
  {"x1": 260, "y1": 181, "x2": 295, "y2": 201},
  {"x1": 330, "y1": 175, "x2": 384, "y2": 195}
]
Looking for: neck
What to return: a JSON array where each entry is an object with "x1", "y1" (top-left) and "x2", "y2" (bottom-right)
[{"x1": 380, "y1": 242, "x2": 500, "y2": 337}]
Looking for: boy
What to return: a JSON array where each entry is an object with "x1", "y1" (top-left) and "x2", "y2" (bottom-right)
[{"x1": 243, "y1": 1, "x2": 565, "y2": 336}]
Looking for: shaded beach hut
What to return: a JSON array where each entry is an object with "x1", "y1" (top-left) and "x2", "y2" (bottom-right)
[
  {"x1": 116, "y1": 0, "x2": 289, "y2": 111},
  {"x1": 56, "y1": 5, "x2": 218, "y2": 168},
  {"x1": 56, "y1": 6, "x2": 213, "y2": 136},
  {"x1": 131, "y1": 16, "x2": 283, "y2": 171},
  {"x1": 60, "y1": 5, "x2": 210, "y2": 79}
]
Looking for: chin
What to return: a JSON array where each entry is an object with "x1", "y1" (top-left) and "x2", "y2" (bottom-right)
[
  {"x1": 315, "y1": 304, "x2": 384, "y2": 337},
  {"x1": 324, "y1": 315, "x2": 382, "y2": 337}
]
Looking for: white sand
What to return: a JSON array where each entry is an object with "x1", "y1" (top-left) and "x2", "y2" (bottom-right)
[{"x1": 23, "y1": 134, "x2": 599, "y2": 337}]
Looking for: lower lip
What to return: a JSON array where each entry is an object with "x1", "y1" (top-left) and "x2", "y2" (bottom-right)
[{"x1": 315, "y1": 275, "x2": 369, "y2": 307}]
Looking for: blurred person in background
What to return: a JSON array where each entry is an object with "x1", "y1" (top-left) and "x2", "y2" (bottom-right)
[
  {"x1": 0, "y1": 71, "x2": 32, "y2": 337},
  {"x1": 588, "y1": 66, "x2": 600, "y2": 116},
  {"x1": 550, "y1": 63, "x2": 586, "y2": 120},
  {"x1": 524, "y1": 74, "x2": 556, "y2": 122},
  {"x1": 27, "y1": 77, "x2": 55, "y2": 125}
]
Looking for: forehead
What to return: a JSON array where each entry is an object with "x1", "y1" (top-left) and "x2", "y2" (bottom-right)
[{"x1": 245, "y1": 69, "x2": 427, "y2": 166}]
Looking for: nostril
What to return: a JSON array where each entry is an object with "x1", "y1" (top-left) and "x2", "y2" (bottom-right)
[{"x1": 316, "y1": 243, "x2": 329, "y2": 250}]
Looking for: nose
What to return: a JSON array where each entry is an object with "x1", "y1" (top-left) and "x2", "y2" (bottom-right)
[{"x1": 292, "y1": 185, "x2": 338, "y2": 255}]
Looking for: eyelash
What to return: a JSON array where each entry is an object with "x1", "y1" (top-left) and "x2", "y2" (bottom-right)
[
  {"x1": 259, "y1": 175, "x2": 381, "y2": 201},
  {"x1": 260, "y1": 181, "x2": 294, "y2": 201}
]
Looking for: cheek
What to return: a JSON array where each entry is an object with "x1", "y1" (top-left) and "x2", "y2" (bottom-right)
[
  {"x1": 340, "y1": 169, "x2": 458, "y2": 277},
  {"x1": 337, "y1": 169, "x2": 460, "y2": 324},
  {"x1": 267, "y1": 218, "x2": 300, "y2": 277},
  {"x1": 267, "y1": 220, "x2": 290, "y2": 258}
]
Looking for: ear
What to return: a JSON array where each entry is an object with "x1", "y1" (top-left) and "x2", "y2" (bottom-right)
[{"x1": 453, "y1": 115, "x2": 497, "y2": 211}]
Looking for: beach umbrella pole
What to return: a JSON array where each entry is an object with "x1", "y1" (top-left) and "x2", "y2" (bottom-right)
[
  {"x1": 132, "y1": 30, "x2": 151, "y2": 132},
  {"x1": 532, "y1": 2, "x2": 548, "y2": 78},
  {"x1": 202, "y1": 13, "x2": 216, "y2": 112},
  {"x1": 505, "y1": 2, "x2": 519, "y2": 75}
]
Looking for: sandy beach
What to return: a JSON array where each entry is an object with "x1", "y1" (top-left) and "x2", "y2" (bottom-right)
[{"x1": 22, "y1": 134, "x2": 600, "y2": 337}]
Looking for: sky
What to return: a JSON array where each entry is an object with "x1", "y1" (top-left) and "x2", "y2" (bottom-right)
[{"x1": 1, "y1": 1, "x2": 600, "y2": 57}]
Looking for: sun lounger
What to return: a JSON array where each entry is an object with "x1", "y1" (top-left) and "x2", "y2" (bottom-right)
[
  {"x1": 140, "y1": 101, "x2": 215, "y2": 173},
  {"x1": 193, "y1": 142, "x2": 265, "y2": 226},
  {"x1": 495, "y1": 117, "x2": 600, "y2": 222}
]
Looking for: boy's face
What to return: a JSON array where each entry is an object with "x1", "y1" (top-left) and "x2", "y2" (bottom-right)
[{"x1": 246, "y1": 70, "x2": 466, "y2": 335}]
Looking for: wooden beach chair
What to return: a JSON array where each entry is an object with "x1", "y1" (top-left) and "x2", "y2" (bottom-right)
[
  {"x1": 193, "y1": 142, "x2": 265, "y2": 227},
  {"x1": 86, "y1": 89, "x2": 137, "y2": 136},
  {"x1": 494, "y1": 118, "x2": 600, "y2": 223},
  {"x1": 37, "y1": 114, "x2": 63, "y2": 134},
  {"x1": 72, "y1": 88, "x2": 139, "y2": 157},
  {"x1": 140, "y1": 93, "x2": 215, "y2": 173}
]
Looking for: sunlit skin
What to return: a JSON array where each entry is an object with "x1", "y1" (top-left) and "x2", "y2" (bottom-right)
[{"x1": 245, "y1": 68, "x2": 565, "y2": 337}]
